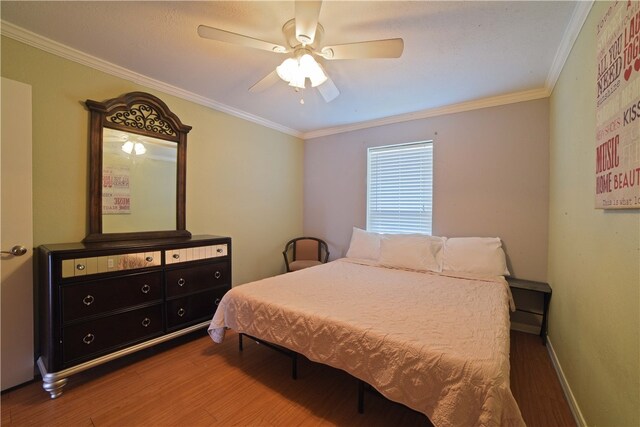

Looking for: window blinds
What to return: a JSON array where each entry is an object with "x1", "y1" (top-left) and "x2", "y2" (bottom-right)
[{"x1": 366, "y1": 141, "x2": 433, "y2": 234}]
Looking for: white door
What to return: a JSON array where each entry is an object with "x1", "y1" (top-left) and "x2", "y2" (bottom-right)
[{"x1": 1, "y1": 77, "x2": 34, "y2": 390}]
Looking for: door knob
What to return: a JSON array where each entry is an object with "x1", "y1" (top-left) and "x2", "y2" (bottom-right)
[{"x1": 1, "y1": 245, "x2": 27, "y2": 256}]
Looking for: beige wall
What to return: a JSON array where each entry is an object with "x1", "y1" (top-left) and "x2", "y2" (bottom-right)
[
  {"x1": 304, "y1": 99, "x2": 550, "y2": 281},
  {"x1": 1, "y1": 36, "x2": 304, "y2": 285},
  {"x1": 548, "y1": 2, "x2": 640, "y2": 425}
]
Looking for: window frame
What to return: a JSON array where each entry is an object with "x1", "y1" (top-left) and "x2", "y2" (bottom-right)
[{"x1": 366, "y1": 140, "x2": 433, "y2": 235}]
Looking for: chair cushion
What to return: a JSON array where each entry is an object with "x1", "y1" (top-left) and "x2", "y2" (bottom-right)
[
  {"x1": 295, "y1": 239, "x2": 320, "y2": 261},
  {"x1": 289, "y1": 260, "x2": 323, "y2": 271}
]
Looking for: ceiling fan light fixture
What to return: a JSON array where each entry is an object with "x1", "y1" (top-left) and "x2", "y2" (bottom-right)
[
  {"x1": 276, "y1": 57, "x2": 298, "y2": 82},
  {"x1": 298, "y1": 53, "x2": 316, "y2": 74},
  {"x1": 288, "y1": 73, "x2": 306, "y2": 89},
  {"x1": 276, "y1": 53, "x2": 327, "y2": 89},
  {"x1": 199, "y1": 2, "x2": 404, "y2": 104},
  {"x1": 302, "y1": 55, "x2": 327, "y2": 87}
]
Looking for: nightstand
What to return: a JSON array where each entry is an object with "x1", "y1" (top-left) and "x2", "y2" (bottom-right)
[{"x1": 507, "y1": 278, "x2": 552, "y2": 345}]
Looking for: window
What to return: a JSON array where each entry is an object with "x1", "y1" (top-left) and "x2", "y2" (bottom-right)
[{"x1": 366, "y1": 141, "x2": 433, "y2": 234}]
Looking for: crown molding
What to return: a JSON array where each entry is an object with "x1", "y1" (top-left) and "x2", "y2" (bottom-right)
[
  {"x1": 2, "y1": 1, "x2": 589, "y2": 142},
  {"x1": 0, "y1": 20, "x2": 303, "y2": 139},
  {"x1": 305, "y1": 1, "x2": 593, "y2": 140},
  {"x1": 545, "y1": 0, "x2": 594, "y2": 92},
  {"x1": 302, "y1": 87, "x2": 551, "y2": 140}
]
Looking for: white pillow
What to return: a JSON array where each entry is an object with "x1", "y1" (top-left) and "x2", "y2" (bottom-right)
[
  {"x1": 442, "y1": 237, "x2": 510, "y2": 276},
  {"x1": 378, "y1": 234, "x2": 445, "y2": 273},
  {"x1": 345, "y1": 227, "x2": 381, "y2": 260}
]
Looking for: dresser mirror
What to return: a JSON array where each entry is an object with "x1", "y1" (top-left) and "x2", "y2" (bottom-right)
[{"x1": 84, "y1": 92, "x2": 192, "y2": 242}]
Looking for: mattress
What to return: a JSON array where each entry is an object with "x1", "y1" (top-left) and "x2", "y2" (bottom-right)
[{"x1": 208, "y1": 258, "x2": 524, "y2": 427}]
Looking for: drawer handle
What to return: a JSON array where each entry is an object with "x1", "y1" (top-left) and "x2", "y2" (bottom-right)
[
  {"x1": 215, "y1": 298, "x2": 221, "y2": 306},
  {"x1": 82, "y1": 295, "x2": 95, "y2": 306},
  {"x1": 214, "y1": 271, "x2": 221, "y2": 279},
  {"x1": 141, "y1": 284, "x2": 151, "y2": 294},
  {"x1": 76, "y1": 264, "x2": 86, "y2": 271},
  {"x1": 141, "y1": 317, "x2": 151, "y2": 327},
  {"x1": 83, "y1": 333, "x2": 95, "y2": 345},
  {"x1": 216, "y1": 248, "x2": 223, "y2": 253},
  {"x1": 145, "y1": 256, "x2": 153, "y2": 262},
  {"x1": 177, "y1": 278, "x2": 186, "y2": 287},
  {"x1": 172, "y1": 253, "x2": 180, "y2": 259},
  {"x1": 177, "y1": 308, "x2": 186, "y2": 317}
]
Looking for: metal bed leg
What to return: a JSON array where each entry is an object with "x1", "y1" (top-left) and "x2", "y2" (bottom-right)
[
  {"x1": 292, "y1": 353, "x2": 298, "y2": 380},
  {"x1": 238, "y1": 333, "x2": 298, "y2": 380},
  {"x1": 358, "y1": 379, "x2": 365, "y2": 414}
]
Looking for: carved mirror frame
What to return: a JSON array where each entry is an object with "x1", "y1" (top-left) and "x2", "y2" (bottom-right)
[{"x1": 84, "y1": 92, "x2": 191, "y2": 242}]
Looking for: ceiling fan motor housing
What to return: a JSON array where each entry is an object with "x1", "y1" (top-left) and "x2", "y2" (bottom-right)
[{"x1": 283, "y1": 19, "x2": 324, "y2": 51}]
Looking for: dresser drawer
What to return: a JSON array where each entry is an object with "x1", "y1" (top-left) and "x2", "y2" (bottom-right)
[
  {"x1": 61, "y1": 251, "x2": 161, "y2": 278},
  {"x1": 165, "y1": 262, "x2": 229, "y2": 298},
  {"x1": 62, "y1": 304, "x2": 163, "y2": 366},
  {"x1": 166, "y1": 288, "x2": 227, "y2": 330},
  {"x1": 62, "y1": 272, "x2": 162, "y2": 323},
  {"x1": 165, "y1": 243, "x2": 228, "y2": 265}
]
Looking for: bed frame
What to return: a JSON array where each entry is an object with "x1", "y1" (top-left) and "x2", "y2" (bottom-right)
[
  {"x1": 238, "y1": 332, "x2": 378, "y2": 415},
  {"x1": 238, "y1": 333, "x2": 298, "y2": 379},
  {"x1": 210, "y1": 259, "x2": 522, "y2": 425}
]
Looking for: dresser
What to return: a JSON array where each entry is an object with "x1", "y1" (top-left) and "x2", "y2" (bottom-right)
[{"x1": 37, "y1": 235, "x2": 231, "y2": 398}]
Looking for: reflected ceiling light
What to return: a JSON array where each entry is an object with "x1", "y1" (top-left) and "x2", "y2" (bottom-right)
[
  {"x1": 121, "y1": 139, "x2": 146, "y2": 155},
  {"x1": 276, "y1": 50, "x2": 327, "y2": 89}
]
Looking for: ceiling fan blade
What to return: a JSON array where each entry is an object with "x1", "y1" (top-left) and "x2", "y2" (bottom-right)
[
  {"x1": 198, "y1": 25, "x2": 287, "y2": 53},
  {"x1": 249, "y1": 70, "x2": 281, "y2": 93},
  {"x1": 317, "y1": 75, "x2": 339, "y2": 103},
  {"x1": 295, "y1": 0, "x2": 322, "y2": 45},
  {"x1": 321, "y1": 38, "x2": 404, "y2": 60}
]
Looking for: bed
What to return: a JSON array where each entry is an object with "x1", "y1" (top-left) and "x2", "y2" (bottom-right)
[{"x1": 208, "y1": 231, "x2": 525, "y2": 427}]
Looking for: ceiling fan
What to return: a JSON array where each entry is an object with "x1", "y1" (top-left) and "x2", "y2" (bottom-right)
[{"x1": 197, "y1": 0, "x2": 404, "y2": 103}]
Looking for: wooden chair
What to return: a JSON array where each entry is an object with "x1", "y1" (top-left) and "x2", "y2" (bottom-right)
[{"x1": 283, "y1": 237, "x2": 330, "y2": 272}]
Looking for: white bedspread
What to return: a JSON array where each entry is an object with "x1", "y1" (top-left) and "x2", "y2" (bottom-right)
[{"x1": 208, "y1": 258, "x2": 524, "y2": 427}]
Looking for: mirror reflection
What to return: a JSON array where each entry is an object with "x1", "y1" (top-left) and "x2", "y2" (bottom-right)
[{"x1": 102, "y1": 128, "x2": 177, "y2": 233}]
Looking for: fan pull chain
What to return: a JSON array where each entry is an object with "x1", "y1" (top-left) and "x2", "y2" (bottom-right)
[{"x1": 294, "y1": 87, "x2": 305, "y2": 105}]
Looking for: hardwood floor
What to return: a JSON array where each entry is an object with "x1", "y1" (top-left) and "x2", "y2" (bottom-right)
[
  {"x1": 2, "y1": 330, "x2": 576, "y2": 426},
  {"x1": 510, "y1": 332, "x2": 576, "y2": 427}
]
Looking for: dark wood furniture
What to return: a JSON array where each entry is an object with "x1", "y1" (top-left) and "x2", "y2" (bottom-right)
[
  {"x1": 37, "y1": 235, "x2": 231, "y2": 398},
  {"x1": 84, "y1": 92, "x2": 191, "y2": 242},
  {"x1": 507, "y1": 277, "x2": 552, "y2": 344}
]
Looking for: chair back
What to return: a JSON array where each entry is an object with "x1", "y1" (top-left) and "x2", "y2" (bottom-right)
[
  {"x1": 283, "y1": 237, "x2": 330, "y2": 272},
  {"x1": 294, "y1": 238, "x2": 321, "y2": 261}
]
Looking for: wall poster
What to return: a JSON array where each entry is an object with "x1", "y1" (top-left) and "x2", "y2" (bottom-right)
[
  {"x1": 596, "y1": 0, "x2": 640, "y2": 209},
  {"x1": 102, "y1": 165, "x2": 131, "y2": 214}
]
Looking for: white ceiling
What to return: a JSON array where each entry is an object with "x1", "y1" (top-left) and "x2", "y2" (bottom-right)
[{"x1": 1, "y1": 1, "x2": 587, "y2": 138}]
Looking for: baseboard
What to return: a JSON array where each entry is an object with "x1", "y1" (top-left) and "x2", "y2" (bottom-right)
[{"x1": 546, "y1": 336, "x2": 587, "y2": 427}]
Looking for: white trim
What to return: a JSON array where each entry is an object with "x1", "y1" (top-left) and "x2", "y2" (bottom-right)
[
  {"x1": 546, "y1": 336, "x2": 587, "y2": 427},
  {"x1": 303, "y1": 88, "x2": 550, "y2": 139},
  {"x1": 545, "y1": 1, "x2": 594, "y2": 92},
  {"x1": 0, "y1": 20, "x2": 303, "y2": 139},
  {"x1": 1, "y1": 3, "x2": 587, "y2": 141}
]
